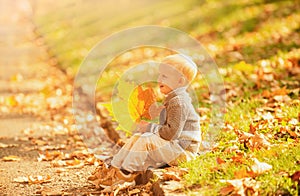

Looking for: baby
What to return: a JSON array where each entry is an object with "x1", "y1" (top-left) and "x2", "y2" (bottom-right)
[{"x1": 96, "y1": 54, "x2": 201, "y2": 187}]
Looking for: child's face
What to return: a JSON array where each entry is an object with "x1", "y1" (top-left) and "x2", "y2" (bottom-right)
[{"x1": 158, "y1": 64, "x2": 183, "y2": 95}]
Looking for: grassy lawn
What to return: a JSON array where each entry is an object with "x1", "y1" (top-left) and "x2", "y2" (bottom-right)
[{"x1": 34, "y1": 0, "x2": 300, "y2": 195}]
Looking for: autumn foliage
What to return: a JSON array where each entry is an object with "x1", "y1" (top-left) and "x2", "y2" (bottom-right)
[{"x1": 129, "y1": 85, "x2": 156, "y2": 122}]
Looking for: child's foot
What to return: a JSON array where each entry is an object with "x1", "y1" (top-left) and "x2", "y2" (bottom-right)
[
  {"x1": 88, "y1": 162, "x2": 110, "y2": 182},
  {"x1": 98, "y1": 166, "x2": 139, "y2": 188}
]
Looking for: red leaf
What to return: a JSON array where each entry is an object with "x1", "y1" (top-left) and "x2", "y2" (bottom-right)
[
  {"x1": 217, "y1": 157, "x2": 226, "y2": 164},
  {"x1": 291, "y1": 171, "x2": 300, "y2": 183}
]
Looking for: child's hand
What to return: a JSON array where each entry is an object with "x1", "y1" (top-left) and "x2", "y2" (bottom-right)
[
  {"x1": 149, "y1": 103, "x2": 164, "y2": 120},
  {"x1": 136, "y1": 120, "x2": 149, "y2": 133}
]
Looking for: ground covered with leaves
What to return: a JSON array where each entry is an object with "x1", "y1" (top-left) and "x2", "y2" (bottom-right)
[{"x1": 1, "y1": 0, "x2": 300, "y2": 195}]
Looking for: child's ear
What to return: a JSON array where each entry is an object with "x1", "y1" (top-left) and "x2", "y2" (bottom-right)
[{"x1": 179, "y1": 76, "x2": 187, "y2": 85}]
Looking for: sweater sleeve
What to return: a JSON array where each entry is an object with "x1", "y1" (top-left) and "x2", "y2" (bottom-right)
[{"x1": 149, "y1": 101, "x2": 188, "y2": 141}]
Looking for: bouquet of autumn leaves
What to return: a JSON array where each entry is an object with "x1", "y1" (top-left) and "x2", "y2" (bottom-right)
[{"x1": 102, "y1": 79, "x2": 157, "y2": 136}]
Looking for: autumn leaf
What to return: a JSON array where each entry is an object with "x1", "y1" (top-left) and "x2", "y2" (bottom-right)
[
  {"x1": 28, "y1": 175, "x2": 51, "y2": 184},
  {"x1": 37, "y1": 151, "x2": 64, "y2": 162},
  {"x1": 163, "y1": 171, "x2": 181, "y2": 181},
  {"x1": 160, "y1": 181, "x2": 185, "y2": 194},
  {"x1": 235, "y1": 129, "x2": 271, "y2": 150},
  {"x1": 13, "y1": 175, "x2": 51, "y2": 184},
  {"x1": 137, "y1": 86, "x2": 156, "y2": 120},
  {"x1": 234, "y1": 168, "x2": 255, "y2": 179},
  {"x1": 251, "y1": 158, "x2": 272, "y2": 175},
  {"x1": 0, "y1": 143, "x2": 18, "y2": 148},
  {"x1": 220, "y1": 178, "x2": 260, "y2": 196},
  {"x1": 231, "y1": 155, "x2": 245, "y2": 164},
  {"x1": 290, "y1": 171, "x2": 300, "y2": 183},
  {"x1": 129, "y1": 85, "x2": 156, "y2": 122},
  {"x1": 4, "y1": 96, "x2": 17, "y2": 107},
  {"x1": 101, "y1": 80, "x2": 156, "y2": 133},
  {"x1": 128, "y1": 188, "x2": 140, "y2": 195},
  {"x1": 2, "y1": 155, "x2": 21, "y2": 162},
  {"x1": 51, "y1": 160, "x2": 67, "y2": 167},
  {"x1": 217, "y1": 157, "x2": 226, "y2": 164}
]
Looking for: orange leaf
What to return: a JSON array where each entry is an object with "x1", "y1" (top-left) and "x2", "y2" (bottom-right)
[
  {"x1": 129, "y1": 85, "x2": 156, "y2": 122},
  {"x1": 272, "y1": 86, "x2": 288, "y2": 96},
  {"x1": 249, "y1": 123, "x2": 257, "y2": 134},
  {"x1": 138, "y1": 86, "x2": 156, "y2": 119},
  {"x1": 217, "y1": 157, "x2": 226, "y2": 164},
  {"x1": 234, "y1": 168, "x2": 255, "y2": 179},
  {"x1": 163, "y1": 171, "x2": 181, "y2": 181},
  {"x1": 231, "y1": 155, "x2": 245, "y2": 164},
  {"x1": 220, "y1": 185, "x2": 234, "y2": 195}
]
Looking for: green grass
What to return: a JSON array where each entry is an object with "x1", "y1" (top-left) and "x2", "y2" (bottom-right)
[
  {"x1": 225, "y1": 99, "x2": 263, "y2": 131},
  {"x1": 282, "y1": 104, "x2": 300, "y2": 119},
  {"x1": 181, "y1": 144, "x2": 300, "y2": 195},
  {"x1": 254, "y1": 145, "x2": 300, "y2": 195}
]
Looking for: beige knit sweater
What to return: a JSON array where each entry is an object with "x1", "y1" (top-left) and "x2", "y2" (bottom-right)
[{"x1": 148, "y1": 87, "x2": 201, "y2": 152}]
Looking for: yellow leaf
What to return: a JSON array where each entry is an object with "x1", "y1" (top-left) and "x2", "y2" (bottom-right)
[
  {"x1": 128, "y1": 86, "x2": 143, "y2": 122},
  {"x1": 5, "y1": 96, "x2": 17, "y2": 106},
  {"x1": 105, "y1": 80, "x2": 156, "y2": 134},
  {"x1": 128, "y1": 85, "x2": 156, "y2": 122},
  {"x1": 233, "y1": 61, "x2": 254, "y2": 73},
  {"x1": 2, "y1": 155, "x2": 21, "y2": 162}
]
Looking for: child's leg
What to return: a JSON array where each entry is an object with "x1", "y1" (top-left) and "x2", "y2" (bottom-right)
[
  {"x1": 111, "y1": 134, "x2": 141, "y2": 169},
  {"x1": 118, "y1": 132, "x2": 186, "y2": 172}
]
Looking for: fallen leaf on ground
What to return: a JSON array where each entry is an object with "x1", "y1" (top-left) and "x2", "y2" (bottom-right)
[
  {"x1": 165, "y1": 167, "x2": 189, "y2": 177},
  {"x1": 37, "y1": 151, "x2": 64, "y2": 162},
  {"x1": 66, "y1": 159, "x2": 85, "y2": 169},
  {"x1": 13, "y1": 176, "x2": 28, "y2": 183},
  {"x1": 163, "y1": 171, "x2": 181, "y2": 181},
  {"x1": 224, "y1": 145, "x2": 240, "y2": 153},
  {"x1": 113, "y1": 181, "x2": 136, "y2": 196},
  {"x1": 250, "y1": 133, "x2": 271, "y2": 149},
  {"x1": 128, "y1": 188, "x2": 140, "y2": 196},
  {"x1": 160, "y1": 180, "x2": 184, "y2": 193},
  {"x1": 51, "y1": 160, "x2": 67, "y2": 167},
  {"x1": 13, "y1": 175, "x2": 51, "y2": 184},
  {"x1": 220, "y1": 178, "x2": 260, "y2": 196},
  {"x1": 0, "y1": 143, "x2": 18, "y2": 148},
  {"x1": 251, "y1": 158, "x2": 272, "y2": 175},
  {"x1": 37, "y1": 144, "x2": 66, "y2": 151},
  {"x1": 290, "y1": 171, "x2": 300, "y2": 183},
  {"x1": 217, "y1": 157, "x2": 226, "y2": 164},
  {"x1": 235, "y1": 130, "x2": 271, "y2": 149},
  {"x1": 2, "y1": 155, "x2": 21, "y2": 162},
  {"x1": 234, "y1": 168, "x2": 255, "y2": 179},
  {"x1": 66, "y1": 158, "x2": 81, "y2": 166},
  {"x1": 231, "y1": 155, "x2": 245, "y2": 164}
]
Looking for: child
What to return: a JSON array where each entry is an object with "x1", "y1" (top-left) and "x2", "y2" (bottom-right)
[{"x1": 95, "y1": 54, "x2": 201, "y2": 187}]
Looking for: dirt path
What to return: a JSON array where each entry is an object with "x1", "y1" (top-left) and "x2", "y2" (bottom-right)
[{"x1": 0, "y1": 1, "x2": 104, "y2": 195}]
